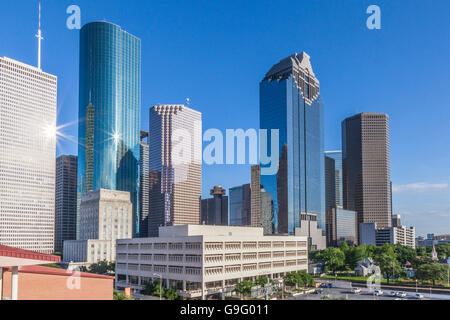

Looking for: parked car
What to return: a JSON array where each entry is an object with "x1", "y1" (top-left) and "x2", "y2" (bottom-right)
[
  {"x1": 320, "y1": 283, "x2": 327, "y2": 288},
  {"x1": 351, "y1": 288, "x2": 362, "y2": 294},
  {"x1": 314, "y1": 289, "x2": 324, "y2": 294},
  {"x1": 389, "y1": 291, "x2": 397, "y2": 297},
  {"x1": 374, "y1": 289, "x2": 383, "y2": 296},
  {"x1": 415, "y1": 293, "x2": 424, "y2": 299},
  {"x1": 396, "y1": 291, "x2": 407, "y2": 298},
  {"x1": 328, "y1": 283, "x2": 333, "y2": 288}
]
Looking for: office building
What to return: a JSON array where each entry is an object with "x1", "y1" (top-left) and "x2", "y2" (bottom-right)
[
  {"x1": 250, "y1": 165, "x2": 262, "y2": 228},
  {"x1": 359, "y1": 222, "x2": 415, "y2": 248},
  {"x1": 229, "y1": 184, "x2": 251, "y2": 226},
  {"x1": 148, "y1": 105, "x2": 202, "y2": 237},
  {"x1": 77, "y1": 22, "x2": 141, "y2": 237},
  {"x1": 201, "y1": 186, "x2": 228, "y2": 226},
  {"x1": 325, "y1": 156, "x2": 336, "y2": 210},
  {"x1": 55, "y1": 155, "x2": 78, "y2": 253},
  {"x1": 115, "y1": 225, "x2": 308, "y2": 300},
  {"x1": 391, "y1": 214, "x2": 401, "y2": 228},
  {"x1": 260, "y1": 52, "x2": 325, "y2": 234},
  {"x1": 294, "y1": 213, "x2": 326, "y2": 251},
  {"x1": 326, "y1": 206, "x2": 358, "y2": 246},
  {"x1": 324, "y1": 151, "x2": 343, "y2": 206},
  {"x1": 0, "y1": 57, "x2": 57, "y2": 254},
  {"x1": 63, "y1": 189, "x2": 132, "y2": 263},
  {"x1": 139, "y1": 131, "x2": 150, "y2": 237},
  {"x1": 342, "y1": 113, "x2": 392, "y2": 239},
  {"x1": 260, "y1": 189, "x2": 274, "y2": 235}
]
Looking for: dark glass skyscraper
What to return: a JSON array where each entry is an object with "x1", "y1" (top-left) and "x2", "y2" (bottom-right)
[
  {"x1": 77, "y1": 22, "x2": 141, "y2": 236},
  {"x1": 325, "y1": 150, "x2": 343, "y2": 207},
  {"x1": 260, "y1": 52, "x2": 325, "y2": 234}
]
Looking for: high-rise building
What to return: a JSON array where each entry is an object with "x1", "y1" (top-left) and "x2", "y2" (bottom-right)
[
  {"x1": 260, "y1": 52, "x2": 325, "y2": 234},
  {"x1": 77, "y1": 22, "x2": 141, "y2": 237},
  {"x1": 342, "y1": 113, "x2": 392, "y2": 238},
  {"x1": 260, "y1": 189, "x2": 274, "y2": 235},
  {"x1": 139, "y1": 131, "x2": 150, "y2": 237},
  {"x1": 148, "y1": 105, "x2": 202, "y2": 236},
  {"x1": 392, "y1": 214, "x2": 401, "y2": 228},
  {"x1": 250, "y1": 165, "x2": 262, "y2": 228},
  {"x1": 0, "y1": 57, "x2": 57, "y2": 254},
  {"x1": 294, "y1": 213, "x2": 326, "y2": 251},
  {"x1": 325, "y1": 156, "x2": 336, "y2": 210},
  {"x1": 200, "y1": 186, "x2": 228, "y2": 225},
  {"x1": 229, "y1": 184, "x2": 251, "y2": 226},
  {"x1": 359, "y1": 222, "x2": 415, "y2": 248},
  {"x1": 63, "y1": 189, "x2": 132, "y2": 263},
  {"x1": 55, "y1": 155, "x2": 78, "y2": 253},
  {"x1": 325, "y1": 151, "x2": 343, "y2": 206},
  {"x1": 326, "y1": 206, "x2": 358, "y2": 247}
]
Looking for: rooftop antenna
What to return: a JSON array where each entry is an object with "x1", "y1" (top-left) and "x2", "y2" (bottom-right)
[{"x1": 35, "y1": 1, "x2": 43, "y2": 70}]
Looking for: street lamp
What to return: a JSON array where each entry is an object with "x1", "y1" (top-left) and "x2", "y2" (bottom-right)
[{"x1": 153, "y1": 273, "x2": 162, "y2": 300}]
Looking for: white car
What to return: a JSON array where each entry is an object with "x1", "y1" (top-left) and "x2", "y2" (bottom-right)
[
  {"x1": 396, "y1": 291, "x2": 407, "y2": 298},
  {"x1": 374, "y1": 289, "x2": 384, "y2": 296},
  {"x1": 389, "y1": 291, "x2": 397, "y2": 297},
  {"x1": 415, "y1": 293, "x2": 424, "y2": 299},
  {"x1": 352, "y1": 288, "x2": 361, "y2": 294}
]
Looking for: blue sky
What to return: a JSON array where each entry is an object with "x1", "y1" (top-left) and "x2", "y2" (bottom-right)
[{"x1": 1, "y1": 0, "x2": 449, "y2": 236}]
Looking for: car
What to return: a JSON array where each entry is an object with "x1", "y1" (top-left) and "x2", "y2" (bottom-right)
[
  {"x1": 389, "y1": 291, "x2": 397, "y2": 297},
  {"x1": 328, "y1": 283, "x2": 333, "y2": 288},
  {"x1": 415, "y1": 293, "x2": 424, "y2": 299},
  {"x1": 321, "y1": 283, "x2": 327, "y2": 288},
  {"x1": 396, "y1": 291, "x2": 407, "y2": 298},
  {"x1": 314, "y1": 289, "x2": 323, "y2": 294},
  {"x1": 351, "y1": 288, "x2": 362, "y2": 294},
  {"x1": 374, "y1": 289, "x2": 383, "y2": 296}
]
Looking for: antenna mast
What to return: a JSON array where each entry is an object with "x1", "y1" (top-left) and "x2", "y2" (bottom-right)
[{"x1": 36, "y1": 1, "x2": 43, "y2": 70}]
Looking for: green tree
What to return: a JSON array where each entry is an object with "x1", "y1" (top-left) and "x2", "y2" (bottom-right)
[
  {"x1": 373, "y1": 244, "x2": 402, "y2": 284},
  {"x1": 318, "y1": 248, "x2": 345, "y2": 273},
  {"x1": 256, "y1": 276, "x2": 274, "y2": 287},
  {"x1": 164, "y1": 287, "x2": 179, "y2": 300},
  {"x1": 394, "y1": 244, "x2": 420, "y2": 268},
  {"x1": 416, "y1": 263, "x2": 448, "y2": 286},
  {"x1": 113, "y1": 290, "x2": 135, "y2": 300},
  {"x1": 152, "y1": 282, "x2": 165, "y2": 297},
  {"x1": 345, "y1": 245, "x2": 368, "y2": 269},
  {"x1": 88, "y1": 260, "x2": 109, "y2": 274},
  {"x1": 234, "y1": 280, "x2": 254, "y2": 299}
]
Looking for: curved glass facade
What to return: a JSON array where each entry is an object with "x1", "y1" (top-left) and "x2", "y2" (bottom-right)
[
  {"x1": 77, "y1": 22, "x2": 141, "y2": 236},
  {"x1": 260, "y1": 53, "x2": 324, "y2": 234}
]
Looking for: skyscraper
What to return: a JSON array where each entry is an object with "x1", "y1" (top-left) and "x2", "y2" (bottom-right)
[
  {"x1": 77, "y1": 22, "x2": 141, "y2": 237},
  {"x1": 250, "y1": 165, "x2": 261, "y2": 227},
  {"x1": 324, "y1": 155, "x2": 336, "y2": 210},
  {"x1": 201, "y1": 186, "x2": 228, "y2": 225},
  {"x1": 55, "y1": 155, "x2": 78, "y2": 253},
  {"x1": 229, "y1": 184, "x2": 251, "y2": 226},
  {"x1": 325, "y1": 150, "x2": 343, "y2": 206},
  {"x1": 139, "y1": 131, "x2": 150, "y2": 237},
  {"x1": 148, "y1": 104, "x2": 202, "y2": 236},
  {"x1": 0, "y1": 57, "x2": 57, "y2": 254},
  {"x1": 260, "y1": 52, "x2": 325, "y2": 234},
  {"x1": 342, "y1": 113, "x2": 392, "y2": 233}
]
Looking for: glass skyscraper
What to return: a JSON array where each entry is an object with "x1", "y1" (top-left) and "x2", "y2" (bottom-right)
[
  {"x1": 77, "y1": 22, "x2": 141, "y2": 237},
  {"x1": 260, "y1": 52, "x2": 325, "y2": 234}
]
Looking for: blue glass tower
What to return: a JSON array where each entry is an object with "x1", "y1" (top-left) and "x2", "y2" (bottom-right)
[
  {"x1": 77, "y1": 22, "x2": 141, "y2": 236},
  {"x1": 260, "y1": 52, "x2": 324, "y2": 234}
]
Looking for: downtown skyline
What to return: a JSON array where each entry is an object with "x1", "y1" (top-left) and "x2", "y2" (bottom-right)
[{"x1": 0, "y1": 0, "x2": 449, "y2": 236}]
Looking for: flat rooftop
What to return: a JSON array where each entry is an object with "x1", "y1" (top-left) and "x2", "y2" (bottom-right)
[{"x1": 158, "y1": 225, "x2": 264, "y2": 237}]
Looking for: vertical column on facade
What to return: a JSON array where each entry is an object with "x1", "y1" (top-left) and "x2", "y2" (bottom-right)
[
  {"x1": 11, "y1": 266, "x2": 18, "y2": 300},
  {"x1": 182, "y1": 280, "x2": 186, "y2": 295},
  {"x1": 201, "y1": 281, "x2": 205, "y2": 300},
  {"x1": 221, "y1": 279, "x2": 225, "y2": 300}
]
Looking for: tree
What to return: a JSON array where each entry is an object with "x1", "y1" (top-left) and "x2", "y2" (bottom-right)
[
  {"x1": 373, "y1": 244, "x2": 401, "y2": 284},
  {"x1": 256, "y1": 276, "x2": 273, "y2": 287},
  {"x1": 164, "y1": 287, "x2": 179, "y2": 300},
  {"x1": 416, "y1": 263, "x2": 448, "y2": 286},
  {"x1": 345, "y1": 245, "x2": 368, "y2": 269},
  {"x1": 394, "y1": 244, "x2": 420, "y2": 268},
  {"x1": 152, "y1": 281, "x2": 165, "y2": 297},
  {"x1": 88, "y1": 260, "x2": 109, "y2": 274},
  {"x1": 234, "y1": 280, "x2": 254, "y2": 299},
  {"x1": 113, "y1": 290, "x2": 135, "y2": 300},
  {"x1": 317, "y1": 248, "x2": 345, "y2": 273}
]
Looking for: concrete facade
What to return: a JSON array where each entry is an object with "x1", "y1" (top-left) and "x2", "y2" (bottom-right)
[
  {"x1": 294, "y1": 213, "x2": 326, "y2": 251},
  {"x1": 115, "y1": 225, "x2": 308, "y2": 299}
]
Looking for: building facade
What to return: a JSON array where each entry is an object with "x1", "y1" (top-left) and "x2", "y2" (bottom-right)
[
  {"x1": 0, "y1": 57, "x2": 57, "y2": 254},
  {"x1": 325, "y1": 155, "x2": 336, "y2": 210},
  {"x1": 260, "y1": 52, "x2": 325, "y2": 234},
  {"x1": 63, "y1": 189, "x2": 132, "y2": 263},
  {"x1": 359, "y1": 222, "x2": 415, "y2": 248},
  {"x1": 324, "y1": 151, "x2": 343, "y2": 207},
  {"x1": 326, "y1": 206, "x2": 358, "y2": 247},
  {"x1": 139, "y1": 131, "x2": 150, "y2": 237},
  {"x1": 342, "y1": 113, "x2": 392, "y2": 239},
  {"x1": 148, "y1": 105, "x2": 202, "y2": 237},
  {"x1": 77, "y1": 22, "x2": 141, "y2": 237},
  {"x1": 260, "y1": 189, "x2": 274, "y2": 235},
  {"x1": 229, "y1": 184, "x2": 251, "y2": 226},
  {"x1": 201, "y1": 186, "x2": 228, "y2": 226},
  {"x1": 55, "y1": 155, "x2": 78, "y2": 253},
  {"x1": 294, "y1": 213, "x2": 326, "y2": 251},
  {"x1": 115, "y1": 225, "x2": 308, "y2": 299}
]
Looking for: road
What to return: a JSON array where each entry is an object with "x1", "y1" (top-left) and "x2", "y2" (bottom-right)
[{"x1": 291, "y1": 280, "x2": 450, "y2": 300}]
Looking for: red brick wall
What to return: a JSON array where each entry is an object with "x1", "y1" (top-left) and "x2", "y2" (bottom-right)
[{"x1": 1, "y1": 270, "x2": 113, "y2": 300}]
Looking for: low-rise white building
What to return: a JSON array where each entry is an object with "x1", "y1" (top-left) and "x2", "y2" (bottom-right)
[
  {"x1": 115, "y1": 225, "x2": 308, "y2": 299},
  {"x1": 63, "y1": 189, "x2": 133, "y2": 263}
]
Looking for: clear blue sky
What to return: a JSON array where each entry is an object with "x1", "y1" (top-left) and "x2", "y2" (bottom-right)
[{"x1": 1, "y1": 0, "x2": 449, "y2": 236}]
